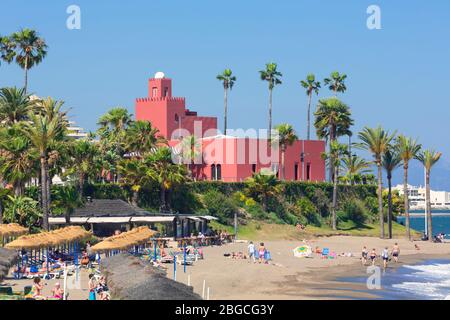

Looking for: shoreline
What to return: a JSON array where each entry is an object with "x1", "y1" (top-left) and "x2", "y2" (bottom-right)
[
  {"x1": 166, "y1": 236, "x2": 450, "y2": 300},
  {"x1": 292, "y1": 252, "x2": 450, "y2": 300}
]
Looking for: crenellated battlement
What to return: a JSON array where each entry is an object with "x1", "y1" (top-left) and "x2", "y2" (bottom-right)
[{"x1": 136, "y1": 96, "x2": 185, "y2": 103}]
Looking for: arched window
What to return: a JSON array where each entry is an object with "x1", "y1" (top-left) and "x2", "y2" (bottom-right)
[
  {"x1": 174, "y1": 113, "x2": 179, "y2": 123},
  {"x1": 211, "y1": 164, "x2": 216, "y2": 180},
  {"x1": 216, "y1": 164, "x2": 222, "y2": 181}
]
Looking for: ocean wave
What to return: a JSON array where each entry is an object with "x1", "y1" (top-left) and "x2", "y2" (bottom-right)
[
  {"x1": 403, "y1": 263, "x2": 450, "y2": 278},
  {"x1": 392, "y1": 263, "x2": 450, "y2": 299}
]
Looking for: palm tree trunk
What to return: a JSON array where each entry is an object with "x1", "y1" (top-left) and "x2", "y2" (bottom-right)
[
  {"x1": 268, "y1": 88, "x2": 273, "y2": 137},
  {"x1": 131, "y1": 191, "x2": 138, "y2": 207},
  {"x1": 387, "y1": 173, "x2": 393, "y2": 239},
  {"x1": 40, "y1": 155, "x2": 49, "y2": 231},
  {"x1": 329, "y1": 125, "x2": 336, "y2": 182},
  {"x1": 306, "y1": 93, "x2": 312, "y2": 140},
  {"x1": 403, "y1": 165, "x2": 410, "y2": 240},
  {"x1": 47, "y1": 169, "x2": 51, "y2": 224},
  {"x1": 79, "y1": 173, "x2": 84, "y2": 198},
  {"x1": 377, "y1": 162, "x2": 384, "y2": 239},
  {"x1": 160, "y1": 187, "x2": 166, "y2": 212},
  {"x1": 331, "y1": 163, "x2": 338, "y2": 230},
  {"x1": 281, "y1": 146, "x2": 286, "y2": 180},
  {"x1": 224, "y1": 87, "x2": 228, "y2": 135},
  {"x1": 426, "y1": 170, "x2": 433, "y2": 242},
  {"x1": 65, "y1": 210, "x2": 71, "y2": 224},
  {"x1": 24, "y1": 56, "x2": 29, "y2": 94}
]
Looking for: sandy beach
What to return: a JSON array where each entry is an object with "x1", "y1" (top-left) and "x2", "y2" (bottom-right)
[
  {"x1": 165, "y1": 236, "x2": 450, "y2": 300},
  {"x1": 3, "y1": 235, "x2": 450, "y2": 300}
]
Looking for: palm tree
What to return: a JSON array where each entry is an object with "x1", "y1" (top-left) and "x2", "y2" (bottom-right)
[
  {"x1": 314, "y1": 97, "x2": 353, "y2": 181},
  {"x1": 11, "y1": 29, "x2": 48, "y2": 93},
  {"x1": 416, "y1": 149, "x2": 442, "y2": 241},
  {"x1": 117, "y1": 158, "x2": 148, "y2": 206},
  {"x1": 68, "y1": 138, "x2": 99, "y2": 196},
  {"x1": 324, "y1": 71, "x2": 347, "y2": 96},
  {"x1": 4, "y1": 195, "x2": 41, "y2": 228},
  {"x1": 273, "y1": 124, "x2": 298, "y2": 180},
  {"x1": 395, "y1": 135, "x2": 421, "y2": 240},
  {"x1": 0, "y1": 125, "x2": 38, "y2": 195},
  {"x1": 300, "y1": 74, "x2": 321, "y2": 140},
  {"x1": 0, "y1": 87, "x2": 35, "y2": 126},
  {"x1": 356, "y1": 126, "x2": 396, "y2": 238},
  {"x1": 124, "y1": 120, "x2": 165, "y2": 156},
  {"x1": 323, "y1": 141, "x2": 348, "y2": 230},
  {"x1": 382, "y1": 149, "x2": 402, "y2": 239},
  {"x1": 0, "y1": 188, "x2": 11, "y2": 223},
  {"x1": 216, "y1": 69, "x2": 236, "y2": 135},
  {"x1": 259, "y1": 63, "x2": 282, "y2": 136},
  {"x1": 244, "y1": 172, "x2": 281, "y2": 211},
  {"x1": 22, "y1": 98, "x2": 67, "y2": 230},
  {"x1": 145, "y1": 147, "x2": 188, "y2": 212},
  {"x1": 0, "y1": 35, "x2": 16, "y2": 66},
  {"x1": 341, "y1": 155, "x2": 371, "y2": 185},
  {"x1": 98, "y1": 107, "x2": 132, "y2": 134},
  {"x1": 178, "y1": 135, "x2": 202, "y2": 177},
  {"x1": 52, "y1": 186, "x2": 83, "y2": 224}
]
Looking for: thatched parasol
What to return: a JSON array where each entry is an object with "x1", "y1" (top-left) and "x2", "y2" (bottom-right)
[
  {"x1": 0, "y1": 223, "x2": 28, "y2": 238},
  {"x1": 91, "y1": 227, "x2": 156, "y2": 253},
  {"x1": 5, "y1": 226, "x2": 91, "y2": 250}
]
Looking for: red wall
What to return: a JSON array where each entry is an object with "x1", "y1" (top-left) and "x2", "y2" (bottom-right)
[{"x1": 136, "y1": 75, "x2": 326, "y2": 182}]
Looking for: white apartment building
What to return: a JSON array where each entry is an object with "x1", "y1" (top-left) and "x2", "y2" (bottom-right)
[{"x1": 393, "y1": 184, "x2": 450, "y2": 209}]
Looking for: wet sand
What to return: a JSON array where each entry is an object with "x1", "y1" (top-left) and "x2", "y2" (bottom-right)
[{"x1": 166, "y1": 236, "x2": 450, "y2": 300}]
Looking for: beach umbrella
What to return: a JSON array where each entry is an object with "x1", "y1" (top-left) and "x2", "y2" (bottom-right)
[
  {"x1": 91, "y1": 226, "x2": 156, "y2": 253},
  {"x1": 293, "y1": 245, "x2": 312, "y2": 258}
]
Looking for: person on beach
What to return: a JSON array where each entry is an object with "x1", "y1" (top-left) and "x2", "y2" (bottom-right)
[
  {"x1": 51, "y1": 282, "x2": 64, "y2": 300},
  {"x1": 88, "y1": 274, "x2": 97, "y2": 300},
  {"x1": 258, "y1": 243, "x2": 266, "y2": 264},
  {"x1": 392, "y1": 243, "x2": 400, "y2": 263},
  {"x1": 248, "y1": 241, "x2": 256, "y2": 263},
  {"x1": 369, "y1": 248, "x2": 377, "y2": 266},
  {"x1": 381, "y1": 247, "x2": 390, "y2": 269},
  {"x1": 32, "y1": 277, "x2": 46, "y2": 300},
  {"x1": 361, "y1": 246, "x2": 368, "y2": 265}
]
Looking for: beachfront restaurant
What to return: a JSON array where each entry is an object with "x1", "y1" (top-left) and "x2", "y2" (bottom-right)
[{"x1": 48, "y1": 199, "x2": 217, "y2": 239}]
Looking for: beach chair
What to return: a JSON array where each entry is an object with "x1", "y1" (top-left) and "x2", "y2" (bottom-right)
[{"x1": 321, "y1": 248, "x2": 330, "y2": 259}]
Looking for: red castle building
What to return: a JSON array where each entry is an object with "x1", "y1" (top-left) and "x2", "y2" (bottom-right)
[{"x1": 136, "y1": 72, "x2": 326, "y2": 182}]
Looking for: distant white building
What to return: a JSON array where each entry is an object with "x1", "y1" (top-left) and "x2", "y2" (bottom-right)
[
  {"x1": 67, "y1": 120, "x2": 88, "y2": 139},
  {"x1": 393, "y1": 184, "x2": 450, "y2": 209}
]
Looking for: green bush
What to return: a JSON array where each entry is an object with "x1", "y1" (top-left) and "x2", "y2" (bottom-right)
[
  {"x1": 337, "y1": 198, "x2": 369, "y2": 225},
  {"x1": 201, "y1": 190, "x2": 239, "y2": 224},
  {"x1": 296, "y1": 197, "x2": 322, "y2": 226}
]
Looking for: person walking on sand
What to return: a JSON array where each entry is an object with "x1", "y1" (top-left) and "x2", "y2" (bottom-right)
[
  {"x1": 392, "y1": 243, "x2": 400, "y2": 263},
  {"x1": 361, "y1": 246, "x2": 368, "y2": 266},
  {"x1": 248, "y1": 241, "x2": 256, "y2": 263},
  {"x1": 381, "y1": 247, "x2": 390, "y2": 269},
  {"x1": 369, "y1": 248, "x2": 377, "y2": 266},
  {"x1": 258, "y1": 243, "x2": 266, "y2": 264}
]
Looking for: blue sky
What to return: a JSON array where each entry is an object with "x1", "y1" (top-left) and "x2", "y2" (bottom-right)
[{"x1": 1, "y1": 0, "x2": 450, "y2": 189}]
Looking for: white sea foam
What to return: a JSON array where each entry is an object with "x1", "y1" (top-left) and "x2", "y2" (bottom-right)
[{"x1": 392, "y1": 263, "x2": 450, "y2": 299}]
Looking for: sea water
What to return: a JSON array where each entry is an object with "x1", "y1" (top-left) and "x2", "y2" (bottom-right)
[
  {"x1": 337, "y1": 212, "x2": 450, "y2": 299},
  {"x1": 340, "y1": 259, "x2": 450, "y2": 300},
  {"x1": 397, "y1": 211, "x2": 450, "y2": 237}
]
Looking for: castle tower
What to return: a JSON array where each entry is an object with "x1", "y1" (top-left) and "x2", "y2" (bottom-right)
[{"x1": 135, "y1": 72, "x2": 217, "y2": 139}]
